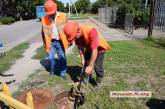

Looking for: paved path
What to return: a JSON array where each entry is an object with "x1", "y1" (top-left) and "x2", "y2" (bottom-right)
[
  {"x1": 0, "y1": 42, "x2": 42, "y2": 93},
  {"x1": 0, "y1": 20, "x2": 41, "y2": 51},
  {"x1": 88, "y1": 18, "x2": 132, "y2": 41}
]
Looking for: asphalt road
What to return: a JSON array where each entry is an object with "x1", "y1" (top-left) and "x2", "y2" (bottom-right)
[{"x1": 0, "y1": 20, "x2": 42, "y2": 51}]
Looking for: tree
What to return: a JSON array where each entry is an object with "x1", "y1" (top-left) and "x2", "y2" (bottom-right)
[
  {"x1": 0, "y1": 0, "x2": 66, "y2": 20},
  {"x1": 74, "y1": 0, "x2": 91, "y2": 13},
  {"x1": 91, "y1": 0, "x2": 102, "y2": 13},
  {"x1": 33, "y1": 0, "x2": 45, "y2": 5},
  {"x1": 65, "y1": 3, "x2": 70, "y2": 13},
  {"x1": 55, "y1": 0, "x2": 65, "y2": 12},
  {"x1": 0, "y1": 0, "x2": 17, "y2": 17},
  {"x1": 15, "y1": 0, "x2": 37, "y2": 20},
  {"x1": 91, "y1": 0, "x2": 114, "y2": 13}
]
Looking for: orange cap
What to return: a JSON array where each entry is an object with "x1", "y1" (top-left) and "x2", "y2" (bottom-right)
[
  {"x1": 64, "y1": 21, "x2": 79, "y2": 42},
  {"x1": 45, "y1": 0, "x2": 57, "y2": 15}
]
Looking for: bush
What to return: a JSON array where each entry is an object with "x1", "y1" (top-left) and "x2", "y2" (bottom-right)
[
  {"x1": 115, "y1": 4, "x2": 149, "y2": 28},
  {"x1": 145, "y1": 37, "x2": 165, "y2": 48},
  {"x1": 116, "y1": 3, "x2": 127, "y2": 27},
  {"x1": 0, "y1": 17, "x2": 16, "y2": 25},
  {"x1": 133, "y1": 7, "x2": 150, "y2": 27},
  {"x1": 156, "y1": 37, "x2": 165, "y2": 47}
]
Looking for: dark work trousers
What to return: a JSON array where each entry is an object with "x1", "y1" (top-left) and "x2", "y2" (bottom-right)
[{"x1": 85, "y1": 51, "x2": 105, "y2": 78}]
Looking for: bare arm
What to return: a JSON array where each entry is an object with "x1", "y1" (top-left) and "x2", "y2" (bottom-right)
[
  {"x1": 78, "y1": 45, "x2": 85, "y2": 66},
  {"x1": 85, "y1": 49, "x2": 98, "y2": 75},
  {"x1": 88, "y1": 49, "x2": 98, "y2": 67},
  {"x1": 85, "y1": 28, "x2": 99, "y2": 75}
]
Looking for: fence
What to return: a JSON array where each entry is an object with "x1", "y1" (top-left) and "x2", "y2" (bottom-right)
[
  {"x1": 125, "y1": 14, "x2": 133, "y2": 34},
  {"x1": 153, "y1": 0, "x2": 165, "y2": 37},
  {"x1": 98, "y1": 7, "x2": 134, "y2": 33},
  {"x1": 98, "y1": 7, "x2": 118, "y2": 25}
]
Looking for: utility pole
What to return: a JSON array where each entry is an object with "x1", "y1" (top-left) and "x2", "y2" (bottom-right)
[
  {"x1": 148, "y1": 0, "x2": 156, "y2": 37},
  {"x1": 105, "y1": 0, "x2": 108, "y2": 7},
  {"x1": 145, "y1": 0, "x2": 148, "y2": 8},
  {"x1": 69, "y1": 0, "x2": 78, "y2": 16},
  {"x1": 69, "y1": 2, "x2": 71, "y2": 16}
]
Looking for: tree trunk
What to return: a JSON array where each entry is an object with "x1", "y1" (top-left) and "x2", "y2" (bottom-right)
[{"x1": 148, "y1": 0, "x2": 156, "y2": 37}]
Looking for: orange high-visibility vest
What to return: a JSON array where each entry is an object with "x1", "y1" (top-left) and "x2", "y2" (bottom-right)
[
  {"x1": 81, "y1": 25, "x2": 111, "y2": 51},
  {"x1": 41, "y1": 12, "x2": 69, "y2": 53}
]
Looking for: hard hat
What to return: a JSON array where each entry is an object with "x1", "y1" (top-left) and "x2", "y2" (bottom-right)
[
  {"x1": 45, "y1": 0, "x2": 57, "y2": 15},
  {"x1": 64, "y1": 21, "x2": 79, "y2": 42}
]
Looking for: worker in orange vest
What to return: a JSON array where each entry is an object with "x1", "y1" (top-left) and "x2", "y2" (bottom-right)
[
  {"x1": 64, "y1": 21, "x2": 111, "y2": 85},
  {"x1": 41, "y1": 0, "x2": 69, "y2": 79}
]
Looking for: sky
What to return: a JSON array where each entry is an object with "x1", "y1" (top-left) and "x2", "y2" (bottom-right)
[{"x1": 60, "y1": 0, "x2": 96, "y2": 5}]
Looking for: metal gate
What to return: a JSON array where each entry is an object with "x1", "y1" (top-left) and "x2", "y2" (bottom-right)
[
  {"x1": 98, "y1": 6, "x2": 133, "y2": 33},
  {"x1": 154, "y1": 0, "x2": 165, "y2": 32},
  {"x1": 98, "y1": 7, "x2": 118, "y2": 25},
  {"x1": 124, "y1": 14, "x2": 133, "y2": 34}
]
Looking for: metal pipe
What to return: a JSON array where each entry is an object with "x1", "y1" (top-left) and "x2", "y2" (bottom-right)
[{"x1": 0, "y1": 92, "x2": 33, "y2": 109}]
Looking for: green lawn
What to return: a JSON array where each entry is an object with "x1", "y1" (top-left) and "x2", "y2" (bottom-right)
[
  {"x1": 19, "y1": 39, "x2": 165, "y2": 109},
  {"x1": 68, "y1": 14, "x2": 97, "y2": 20},
  {"x1": 32, "y1": 46, "x2": 47, "y2": 59},
  {"x1": 0, "y1": 43, "x2": 29, "y2": 73},
  {"x1": 72, "y1": 39, "x2": 165, "y2": 109}
]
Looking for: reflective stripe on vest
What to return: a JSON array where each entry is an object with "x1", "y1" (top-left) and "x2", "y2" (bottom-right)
[
  {"x1": 41, "y1": 12, "x2": 69, "y2": 53},
  {"x1": 42, "y1": 21, "x2": 66, "y2": 36}
]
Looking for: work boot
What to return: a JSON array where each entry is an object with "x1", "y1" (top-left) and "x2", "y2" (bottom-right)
[
  {"x1": 61, "y1": 74, "x2": 67, "y2": 80},
  {"x1": 92, "y1": 77, "x2": 102, "y2": 90},
  {"x1": 89, "y1": 76, "x2": 97, "y2": 86},
  {"x1": 92, "y1": 80, "x2": 102, "y2": 91},
  {"x1": 96, "y1": 76, "x2": 102, "y2": 85},
  {"x1": 50, "y1": 72, "x2": 55, "y2": 76},
  {"x1": 61, "y1": 76, "x2": 67, "y2": 80}
]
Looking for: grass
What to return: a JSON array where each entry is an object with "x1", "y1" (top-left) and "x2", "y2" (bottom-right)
[
  {"x1": 0, "y1": 43, "x2": 29, "y2": 73},
  {"x1": 32, "y1": 46, "x2": 47, "y2": 59},
  {"x1": 69, "y1": 14, "x2": 97, "y2": 20},
  {"x1": 146, "y1": 37, "x2": 165, "y2": 47},
  {"x1": 16, "y1": 39, "x2": 165, "y2": 109},
  {"x1": 78, "y1": 39, "x2": 165, "y2": 109}
]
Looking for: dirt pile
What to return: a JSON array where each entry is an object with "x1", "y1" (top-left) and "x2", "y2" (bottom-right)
[
  {"x1": 16, "y1": 89, "x2": 54, "y2": 109},
  {"x1": 16, "y1": 89, "x2": 73, "y2": 109}
]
